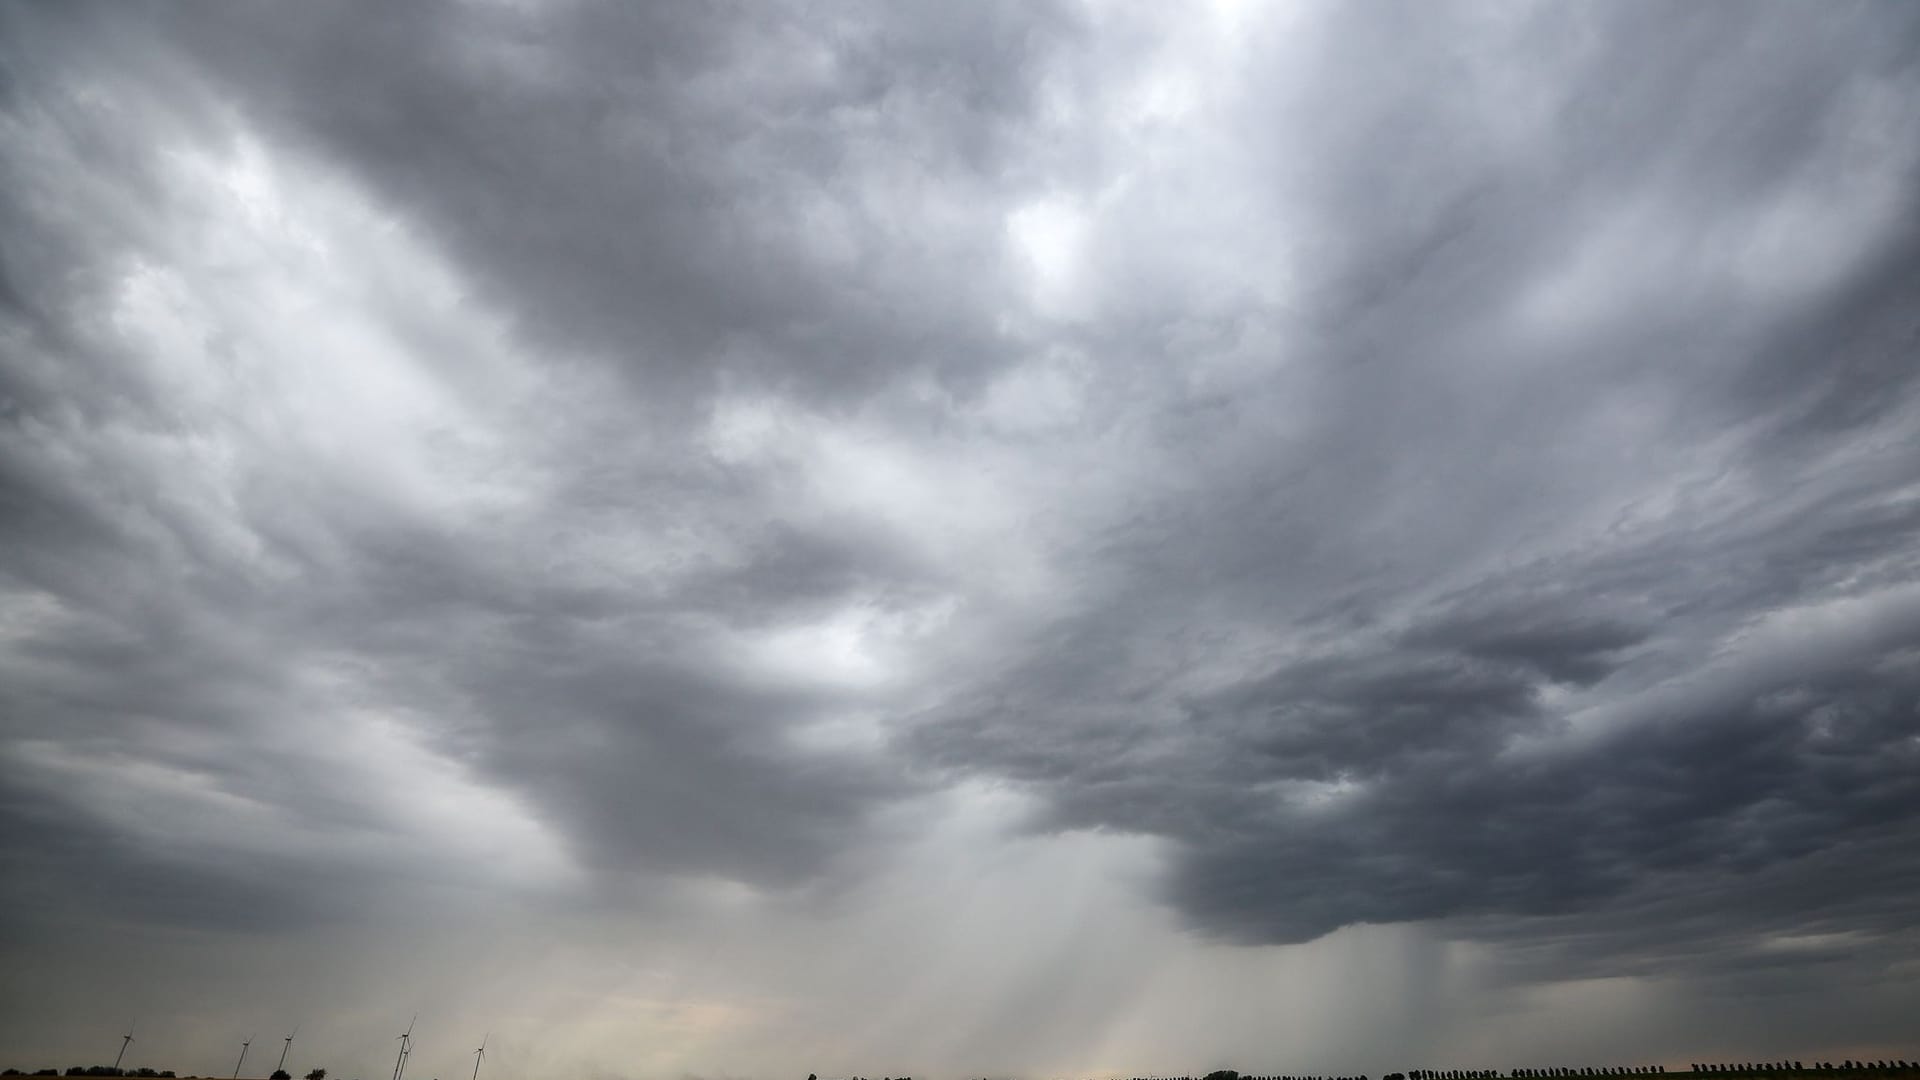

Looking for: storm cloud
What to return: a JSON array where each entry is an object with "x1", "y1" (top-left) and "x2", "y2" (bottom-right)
[{"x1": 3, "y1": 1, "x2": 1919, "y2": 1077}]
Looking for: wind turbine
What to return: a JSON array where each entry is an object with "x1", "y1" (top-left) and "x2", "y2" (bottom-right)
[
  {"x1": 391, "y1": 1017, "x2": 417, "y2": 1080},
  {"x1": 276, "y1": 1027, "x2": 298, "y2": 1076},
  {"x1": 470, "y1": 1034, "x2": 488, "y2": 1080},
  {"x1": 113, "y1": 1020, "x2": 136, "y2": 1072},
  {"x1": 234, "y1": 1036, "x2": 254, "y2": 1080}
]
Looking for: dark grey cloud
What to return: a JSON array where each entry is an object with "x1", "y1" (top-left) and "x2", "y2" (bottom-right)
[
  {"x1": 899, "y1": 0, "x2": 1920, "y2": 974},
  {"x1": 4, "y1": 0, "x2": 1920, "y2": 1072},
  {"x1": 145, "y1": 0, "x2": 1086, "y2": 409},
  {"x1": 0, "y1": 0, "x2": 941, "y2": 940}
]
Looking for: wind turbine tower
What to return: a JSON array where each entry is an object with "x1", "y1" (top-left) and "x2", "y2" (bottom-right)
[
  {"x1": 470, "y1": 1035, "x2": 487, "y2": 1080},
  {"x1": 276, "y1": 1027, "x2": 297, "y2": 1076},
  {"x1": 391, "y1": 1017, "x2": 416, "y2": 1080},
  {"x1": 234, "y1": 1036, "x2": 254, "y2": 1080},
  {"x1": 113, "y1": 1021, "x2": 136, "y2": 1072}
]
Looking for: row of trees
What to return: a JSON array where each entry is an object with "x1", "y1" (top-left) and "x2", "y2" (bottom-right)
[
  {"x1": 1390, "y1": 1060, "x2": 1658, "y2": 1068},
  {"x1": 1040, "y1": 1064, "x2": 1917, "y2": 1080},
  {"x1": 0, "y1": 1060, "x2": 330, "y2": 1068},
  {"x1": 1505, "y1": 1060, "x2": 1658, "y2": 1068},
  {"x1": 1109, "y1": 1071, "x2": 1369, "y2": 1080},
  {"x1": 0, "y1": 1060, "x2": 177, "y2": 1068},
  {"x1": 1109, "y1": 1071, "x2": 1370, "y2": 1080},
  {"x1": 1691, "y1": 1066, "x2": 1917, "y2": 1074},
  {"x1": 1096, "y1": 1068, "x2": 1667, "y2": 1080}
]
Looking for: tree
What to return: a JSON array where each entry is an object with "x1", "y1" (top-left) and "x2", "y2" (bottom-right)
[
  {"x1": 272, "y1": 1071, "x2": 291, "y2": 1080},
  {"x1": 306, "y1": 1071, "x2": 326, "y2": 1080}
]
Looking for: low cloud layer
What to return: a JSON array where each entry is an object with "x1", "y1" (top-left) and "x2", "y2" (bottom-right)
[{"x1": 3, "y1": 2, "x2": 1919, "y2": 1077}]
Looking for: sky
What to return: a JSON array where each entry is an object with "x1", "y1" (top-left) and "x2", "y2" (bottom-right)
[{"x1": 2, "y1": 1, "x2": 1919, "y2": 1078}]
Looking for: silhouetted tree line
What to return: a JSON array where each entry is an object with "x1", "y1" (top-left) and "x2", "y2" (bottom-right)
[
  {"x1": 0, "y1": 1065, "x2": 356, "y2": 1080},
  {"x1": 986, "y1": 1061, "x2": 1920, "y2": 1080},
  {"x1": 832, "y1": 1062, "x2": 1920, "y2": 1080},
  {"x1": 0, "y1": 1060, "x2": 172, "y2": 1068},
  {"x1": 1690, "y1": 1066, "x2": 1916, "y2": 1075},
  {"x1": 1505, "y1": 1060, "x2": 1658, "y2": 1068},
  {"x1": 23, "y1": 1060, "x2": 175, "y2": 1068},
  {"x1": 1105, "y1": 1072, "x2": 1371, "y2": 1080},
  {"x1": 1098, "y1": 1072, "x2": 1372, "y2": 1080}
]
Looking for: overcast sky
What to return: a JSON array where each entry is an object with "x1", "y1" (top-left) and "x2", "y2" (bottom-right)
[{"x1": 4, "y1": 2, "x2": 1920, "y2": 1079}]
